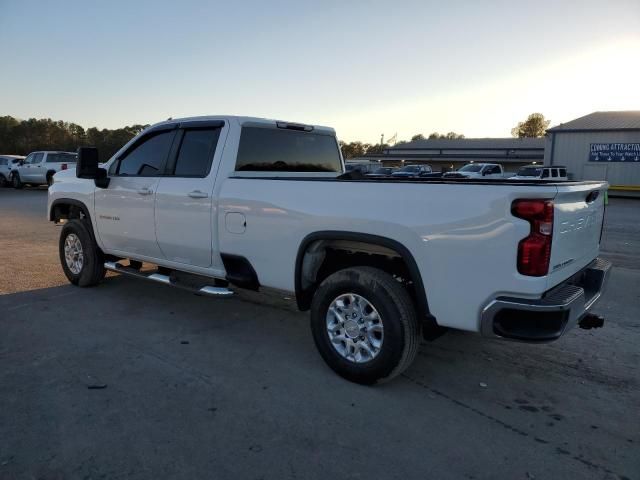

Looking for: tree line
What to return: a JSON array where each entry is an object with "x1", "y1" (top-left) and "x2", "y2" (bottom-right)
[
  {"x1": 1, "y1": 112, "x2": 550, "y2": 161},
  {"x1": 0, "y1": 116, "x2": 148, "y2": 162}
]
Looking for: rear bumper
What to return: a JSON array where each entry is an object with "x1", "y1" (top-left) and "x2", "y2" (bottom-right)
[{"x1": 480, "y1": 258, "x2": 612, "y2": 342}]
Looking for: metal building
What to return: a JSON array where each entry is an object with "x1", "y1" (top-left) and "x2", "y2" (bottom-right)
[
  {"x1": 367, "y1": 138, "x2": 544, "y2": 174},
  {"x1": 546, "y1": 111, "x2": 640, "y2": 196}
]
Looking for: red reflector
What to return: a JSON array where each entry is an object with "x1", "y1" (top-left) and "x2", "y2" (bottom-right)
[
  {"x1": 512, "y1": 199, "x2": 554, "y2": 277},
  {"x1": 61, "y1": 163, "x2": 67, "y2": 170}
]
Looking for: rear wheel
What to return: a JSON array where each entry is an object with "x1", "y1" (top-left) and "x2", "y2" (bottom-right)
[
  {"x1": 12, "y1": 173, "x2": 23, "y2": 189},
  {"x1": 59, "y1": 219, "x2": 105, "y2": 286},
  {"x1": 0, "y1": 175, "x2": 7, "y2": 188},
  {"x1": 310, "y1": 266, "x2": 420, "y2": 385},
  {"x1": 47, "y1": 173, "x2": 54, "y2": 187}
]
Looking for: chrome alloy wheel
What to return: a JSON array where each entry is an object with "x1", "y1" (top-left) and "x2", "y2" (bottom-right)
[
  {"x1": 64, "y1": 233, "x2": 84, "y2": 275},
  {"x1": 326, "y1": 293, "x2": 384, "y2": 363}
]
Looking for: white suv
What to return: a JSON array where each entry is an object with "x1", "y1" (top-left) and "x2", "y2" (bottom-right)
[
  {"x1": 511, "y1": 165, "x2": 568, "y2": 181},
  {"x1": 0, "y1": 155, "x2": 25, "y2": 187},
  {"x1": 12, "y1": 151, "x2": 77, "y2": 188}
]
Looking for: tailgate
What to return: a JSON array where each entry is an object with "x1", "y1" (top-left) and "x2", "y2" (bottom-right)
[{"x1": 548, "y1": 182, "x2": 607, "y2": 286}]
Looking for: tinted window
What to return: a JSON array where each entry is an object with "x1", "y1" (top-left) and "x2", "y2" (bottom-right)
[
  {"x1": 47, "y1": 153, "x2": 77, "y2": 163},
  {"x1": 33, "y1": 152, "x2": 44, "y2": 164},
  {"x1": 541, "y1": 169, "x2": 550, "y2": 178},
  {"x1": 117, "y1": 131, "x2": 175, "y2": 176},
  {"x1": 173, "y1": 128, "x2": 220, "y2": 176},
  {"x1": 235, "y1": 127, "x2": 341, "y2": 172},
  {"x1": 559, "y1": 168, "x2": 567, "y2": 177},
  {"x1": 517, "y1": 167, "x2": 542, "y2": 177},
  {"x1": 459, "y1": 164, "x2": 482, "y2": 172}
]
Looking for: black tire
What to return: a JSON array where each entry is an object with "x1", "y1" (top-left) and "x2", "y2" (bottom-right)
[
  {"x1": 46, "y1": 173, "x2": 54, "y2": 187},
  {"x1": 0, "y1": 175, "x2": 7, "y2": 188},
  {"x1": 59, "y1": 219, "x2": 105, "y2": 287},
  {"x1": 310, "y1": 266, "x2": 420, "y2": 385},
  {"x1": 12, "y1": 173, "x2": 23, "y2": 189}
]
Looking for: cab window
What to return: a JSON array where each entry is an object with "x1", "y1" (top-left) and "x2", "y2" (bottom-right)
[
  {"x1": 171, "y1": 128, "x2": 221, "y2": 177},
  {"x1": 115, "y1": 130, "x2": 176, "y2": 176},
  {"x1": 541, "y1": 169, "x2": 550, "y2": 178}
]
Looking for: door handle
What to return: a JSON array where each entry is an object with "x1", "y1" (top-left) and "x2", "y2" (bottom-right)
[
  {"x1": 137, "y1": 187, "x2": 154, "y2": 195},
  {"x1": 188, "y1": 190, "x2": 208, "y2": 199}
]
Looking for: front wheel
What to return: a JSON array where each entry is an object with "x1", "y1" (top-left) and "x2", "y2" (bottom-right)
[
  {"x1": 12, "y1": 173, "x2": 23, "y2": 189},
  {"x1": 0, "y1": 175, "x2": 7, "y2": 188},
  {"x1": 59, "y1": 219, "x2": 105, "y2": 286},
  {"x1": 310, "y1": 267, "x2": 420, "y2": 385}
]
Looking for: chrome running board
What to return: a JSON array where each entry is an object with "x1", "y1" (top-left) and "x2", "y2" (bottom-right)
[{"x1": 104, "y1": 262, "x2": 234, "y2": 297}]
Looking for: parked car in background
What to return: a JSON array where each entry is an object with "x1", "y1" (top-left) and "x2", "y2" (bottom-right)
[
  {"x1": 443, "y1": 163, "x2": 505, "y2": 179},
  {"x1": 511, "y1": 165, "x2": 568, "y2": 181},
  {"x1": 391, "y1": 164, "x2": 432, "y2": 177},
  {"x1": 0, "y1": 155, "x2": 25, "y2": 187},
  {"x1": 366, "y1": 166, "x2": 397, "y2": 177},
  {"x1": 12, "y1": 151, "x2": 77, "y2": 188},
  {"x1": 344, "y1": 162, "x2": 379, "y2": 175}
]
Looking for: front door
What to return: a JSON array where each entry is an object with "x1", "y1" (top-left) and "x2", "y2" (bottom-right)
[
  {"x1": 21, "y1": 152, "x2": 44, "y2": 182},
  {"x1": 154, "y1": 124, "x2": 223, "y2": 267},
  {"x1": 95, "y1": 129, "x2": 176, "y2": 259}
]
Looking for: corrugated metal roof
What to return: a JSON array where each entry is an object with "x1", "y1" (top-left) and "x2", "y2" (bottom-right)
[
  {"x1": 548, "y1": 111, "x2": 640, "y2": 132},
  {"x1": 387, "y1": 137, "x2": 544, "y2": 150}
]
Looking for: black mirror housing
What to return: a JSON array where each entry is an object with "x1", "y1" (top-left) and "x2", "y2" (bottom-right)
[
  {"x1": 76, "y1": 147, "x2": 110, "y2": 188},
  {"x1": 76, "y1": 147, "x2": 99, "y2": 178}
]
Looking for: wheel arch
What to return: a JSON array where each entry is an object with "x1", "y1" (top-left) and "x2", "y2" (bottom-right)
[
  {"x1": 49, "y1": 198, "x2": 92, "y2": 222},
  {"x1": 295, "y1": 231, "x2": 435, "y2": 326}
]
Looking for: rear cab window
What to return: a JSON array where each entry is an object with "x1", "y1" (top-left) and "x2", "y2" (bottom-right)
[
  {"x1": 235, "y1": 126, "x2": 342, "y2": 174},
  {"x1": 47, "y1": 153, "x2": 77, "y2": 163}
]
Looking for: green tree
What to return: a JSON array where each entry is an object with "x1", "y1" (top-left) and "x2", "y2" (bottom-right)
[
  {"x1": 511, "y1": 113, "x2": 550, "y2": 138},
  {"x1": 411, "y1": 134, "x2": 426, "y2": 142},
  {"x1": 427, "y1": 131, "x2": 465, "y2": 139}
]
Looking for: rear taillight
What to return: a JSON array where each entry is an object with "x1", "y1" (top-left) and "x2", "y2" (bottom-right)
[
  {"x1": 61, "y1": 163, "x2": 68, "y2": 170},
  {"x1": 512, "y1": 199, "x2": 554, "y2": 276}
]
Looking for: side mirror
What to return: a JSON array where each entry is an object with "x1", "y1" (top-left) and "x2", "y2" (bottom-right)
[{"x1": 77, "y1": 147, "x2": 110, "y2": 188}]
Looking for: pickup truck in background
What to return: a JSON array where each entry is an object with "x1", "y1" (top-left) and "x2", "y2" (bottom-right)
[
  {"x1": 0, "y1": 155, "x2": 25, "y2": 187},
  {"x1": 12, "y1": 151, "x2": 77, "y2": 188},
  {"x1": 48, "y1": 116, "x2": 610, "y2": 384},
  {"x1": 391, "y1": 164, "x2": 432, "y2": 177},
  {"x1": 443, "y1": 162, "x2": 506, "y2": 179}
]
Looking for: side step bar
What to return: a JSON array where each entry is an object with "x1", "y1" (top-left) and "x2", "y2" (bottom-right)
[{"x1": 104, "y1": 262, "x2": 234, "y2": 297}]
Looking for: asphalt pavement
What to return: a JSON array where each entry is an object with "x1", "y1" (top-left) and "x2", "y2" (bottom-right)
[{"x1": 1, "y1": 187, "x2": 638, "y2": 480}]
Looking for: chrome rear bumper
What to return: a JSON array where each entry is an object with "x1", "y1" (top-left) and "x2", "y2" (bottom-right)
[{"x1": 481, "y1": 258, "x2": 612, "y2": 342}]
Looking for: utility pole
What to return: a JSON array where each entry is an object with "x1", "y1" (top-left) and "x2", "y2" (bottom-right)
[{"x1": 380, "y1": 133, "x2": 384, "y2": 145}]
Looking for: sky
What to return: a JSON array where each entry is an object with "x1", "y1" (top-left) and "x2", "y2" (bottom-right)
[{"x1": 1, "y1": 0, "x2": 639, "y2": 144}]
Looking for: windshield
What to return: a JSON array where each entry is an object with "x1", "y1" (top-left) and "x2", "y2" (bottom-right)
[
  {"x1": 398, "y1": 165, "x2": 421, "y2": 172},
  {"x1": 517, "y1": 167, "x2": 542, "y2": 177},
  {"x1": 459, "y1": 164, "x2": 483, "y2": 172},
  {"x1": 372, "y1": 167, "x2": 393, "y2": 174}
]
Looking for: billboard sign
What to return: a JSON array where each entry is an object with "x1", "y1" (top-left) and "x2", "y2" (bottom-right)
[{"x1": 589, "y1": 143, "x2": 640, "y2": 162}]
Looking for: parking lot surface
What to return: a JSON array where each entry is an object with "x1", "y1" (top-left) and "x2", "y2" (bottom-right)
[{"x1": 1, "y1": 188, "x2": 638, "y2": 480}]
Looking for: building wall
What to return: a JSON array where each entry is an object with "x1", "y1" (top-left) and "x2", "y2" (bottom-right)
[{"x1": 545, "y1": 131, "x2": 640, "y2": 186}]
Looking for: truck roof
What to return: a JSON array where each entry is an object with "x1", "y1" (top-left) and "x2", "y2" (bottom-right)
[{"x1": 150, "y1": 115, "x2": 336, "y2": 135}]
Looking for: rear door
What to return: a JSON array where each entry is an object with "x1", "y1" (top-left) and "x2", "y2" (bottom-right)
[
  {"x1": 154, "y1": 121, "x2": 224, "y2": 267},
  {"x1": 95, "y1": 127, "x2": 176, "y2": 258},
  {"x1": 547, "y1": 182, "x2": 607, "y2": 286}
]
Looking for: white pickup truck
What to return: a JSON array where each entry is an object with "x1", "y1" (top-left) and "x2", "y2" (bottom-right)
[
  {"x1": 443, "y1": 162, "x2": 506, "y2": 179},
  {"x1": 12, "y1": 151, "x2": 77, "y2": 188},
  {"x1": 48, "y1": 116, "x2": 611, "y2": 384}
]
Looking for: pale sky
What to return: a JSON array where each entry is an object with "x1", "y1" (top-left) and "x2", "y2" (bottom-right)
[{"x1": 1, "y1": 0, "x2": 639, "y2": 143}]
